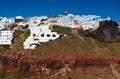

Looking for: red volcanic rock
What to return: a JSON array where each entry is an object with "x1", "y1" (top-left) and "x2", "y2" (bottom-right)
[{"x1": 0, "y1": 51, "x2": 120, "y2": 78}]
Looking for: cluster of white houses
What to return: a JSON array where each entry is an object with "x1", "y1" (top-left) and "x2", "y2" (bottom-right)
[
  {"x1": 0, "y1": 12, "x2": 114, "y2": 49},
  {"x1": 0, "y1": 17, "x2": 15, "y2": 45},
  {"x1": 15, "y1": 16, "x2": 48, "y2": 28},
  {"x1": 48, "y1": 12, "x2": 111, "y2": 30}
]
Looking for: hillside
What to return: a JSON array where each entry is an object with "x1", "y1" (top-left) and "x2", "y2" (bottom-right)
[
  {"x1": 1, "y1": 21, "x2": 120, "y2": 79},
  {"x1": 34, "y1": 25, "x2": 120, "y2": 57}
]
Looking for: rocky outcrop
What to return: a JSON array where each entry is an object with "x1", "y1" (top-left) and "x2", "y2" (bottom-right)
[
  {"x1": 2, "y1": 57, "x2": 18, "y2": 69},
  {"x1": 92, "y1": 20, "x2": 120, "y2": 42}
]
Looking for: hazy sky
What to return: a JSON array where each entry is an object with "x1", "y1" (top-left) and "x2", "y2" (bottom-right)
[{"x1": 0, "y1": 0, "x2": 120, "y2": 22}]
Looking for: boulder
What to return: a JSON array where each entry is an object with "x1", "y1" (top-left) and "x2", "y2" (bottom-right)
[{"x1": 92, "y1": 20, "x2": 120, "y2": 42}]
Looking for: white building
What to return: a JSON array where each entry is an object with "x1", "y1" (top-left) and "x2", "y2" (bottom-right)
[
  {"x1": 28, "y1": 16, "x2": 48, "y2": 28},
  {"x1": 56, "y1": 14, "x2": 76, "y2": 28},
  {"x1": 0, "y1": 30, "x2": 14, "y2": 45},
  {"x1": 23, "y1": 25, "x2": 65, "y2": 49},
  {"x1": 15, "y1": 16, "x2": 24, "y2": 19},
  {"x1": 0, "y1": 17, "x2": 15, "y2": 30},
  {"x1": 0, "y1": 22, "x2": 4, "y2": 29},
  {"x1": 118, "y1": 24, "x2": 120, "y2": 29}
]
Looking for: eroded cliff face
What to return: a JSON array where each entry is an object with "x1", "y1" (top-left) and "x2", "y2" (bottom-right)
[
  {"x1": 0, "y1": 51, "x2": 120, "y2": 78},
  {"x1": 92, "y1": 20, "x2": 120, "y2": 42}
]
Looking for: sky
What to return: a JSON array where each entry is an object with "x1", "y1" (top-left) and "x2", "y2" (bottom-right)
[{"x1": 0, "y1": 0, "x2": 120, "y2": 22}]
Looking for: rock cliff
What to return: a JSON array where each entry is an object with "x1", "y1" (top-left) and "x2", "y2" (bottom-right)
[{"x1": 91, "y1": 20, "x2": 120, "y2": 42}]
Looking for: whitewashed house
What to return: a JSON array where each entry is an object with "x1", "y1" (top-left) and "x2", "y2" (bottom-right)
[
  {"x1": 17, "y1": 22, "x2": 26, "y2": 26},
  {"x1": 15, "y1": 16, "x2": 24, "y2": 20},
  {"x1": 15, "y1": 16, "x2": 24, "y2": 25},
  {"x1": 0, "y1": 22, "x2": 4, "y2": 29},
  {"x1": 0, "y1": 17, "x2": 15, "y2": 30},
  {"x1": 0, "y1": 17, "x2": 14, "y2": 23},
  {"x1": 28, "y1": 16, "x2": 48, "y2": 28},
  {"x1": 0, "y1": 30, "x2": 14, "y2": 45},
  {"x1": 23, "y1": 25, "x2": 65, "y2": 49},
  {"x1": 56, "y1": 14, "x2": 76, "y2": 28}
]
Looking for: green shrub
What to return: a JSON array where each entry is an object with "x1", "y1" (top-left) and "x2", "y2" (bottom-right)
[
  {"x1": 14, "y1": 30, "x2": 23, "y2": 38},
  {"x1": 17, "y1": 30, "x2": 30, "y2": 48},
  {"x1": 1, "y1": 45, "x2": 10, "y2": 49},
  {"x1": 52, "y1": 25, "x2": 71, "y2": 35},
  {"x1": 77, "y1": 29, "x2": 92, "y2": 36}
]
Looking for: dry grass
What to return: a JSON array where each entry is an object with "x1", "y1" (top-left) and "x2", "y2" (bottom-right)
[{"x1": 1, "y1": 26, "x2": 120, "y2": 79}]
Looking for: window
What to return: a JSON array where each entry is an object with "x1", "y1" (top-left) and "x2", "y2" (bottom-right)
[
  {"x1": 47, "y1": 34, "x2": 50, "y2": 37},
  {"x1": 41, "y1": 34, "x2": 44, "y2": 37},
  {"x1": 33, "y1": 34, "x2": 36, "y2": 36},
  {"x1": 52, "y1": 34, "x2": 56, "y2": 37},
  {"x1": 34, "y1": 39, "x2": 39, "y2": 41}
]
